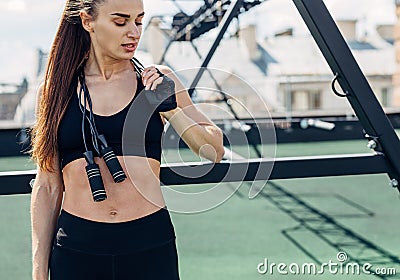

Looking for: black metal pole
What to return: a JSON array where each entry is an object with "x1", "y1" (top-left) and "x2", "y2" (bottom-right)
[
  {"x1": 293, "y1": 0, "x2": 400, "y2": 189},
  {"x1": 158, "y1": 0, "x2": 219, "y2": 64},
  {"x1": 187, "y1": 0, "x2": 243, "y2": 97},
  {"x1": 0, "y1": 153, "x2": 390, "y2": 195}
]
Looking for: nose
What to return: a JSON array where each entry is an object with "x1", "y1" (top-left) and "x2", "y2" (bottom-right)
[{"x1": 127, "y1": 23, "x2": 141, "y2": 39}]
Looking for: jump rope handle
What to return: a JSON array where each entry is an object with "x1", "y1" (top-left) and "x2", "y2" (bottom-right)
[
  {"x1": 84, "y1": 151, "x2": 107, "y2": 202},
  {"x1": 97, "y1": 135, "x2": 127, "y2": 183}
]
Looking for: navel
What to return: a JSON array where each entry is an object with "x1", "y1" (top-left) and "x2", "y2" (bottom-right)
[{"x1": 109, "y1": 209, "x2": 118, "y2": 216}]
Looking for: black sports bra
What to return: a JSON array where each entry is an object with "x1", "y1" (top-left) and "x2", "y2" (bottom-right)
[{"x1": 57, "y1": 73, "x2": 164, "y2": 169}]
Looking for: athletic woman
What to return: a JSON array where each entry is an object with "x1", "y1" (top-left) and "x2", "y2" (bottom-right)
[{"x1": 30, "y1": 0, "x2": 224, "y2": 279}]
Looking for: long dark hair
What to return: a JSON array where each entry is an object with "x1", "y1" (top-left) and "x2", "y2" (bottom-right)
[{"x1": 31, "y1": 0, "x2": 104, "y2": 172}]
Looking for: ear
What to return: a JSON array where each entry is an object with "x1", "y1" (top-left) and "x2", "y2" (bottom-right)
[{"x1": 80, "y1": 11, "x2": 94, "y2": 33}]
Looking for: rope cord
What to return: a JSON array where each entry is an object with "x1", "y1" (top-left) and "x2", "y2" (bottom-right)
[{"x1": 78, "y1": 72, "x2": 101, "y2": 154}]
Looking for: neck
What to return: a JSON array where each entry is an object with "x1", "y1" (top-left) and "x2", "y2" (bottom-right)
[{"x1": 84, "y1": 47, "x2": 132, "y2": 81}]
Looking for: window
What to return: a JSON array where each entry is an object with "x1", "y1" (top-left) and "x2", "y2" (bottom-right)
[
  {"x1": 309, "y1": 90, "x2": 321, "y2": 109},
  {"x1": 288, "y1": 90, "x2": 322, "y2": 110},
  {"x1": 381, "y1": 88, "x2": 391, "y2": 107}
]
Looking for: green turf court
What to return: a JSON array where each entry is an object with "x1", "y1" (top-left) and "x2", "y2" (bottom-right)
[{"x1": 1, "y1": 139, "x2": 399, "y2": 279}]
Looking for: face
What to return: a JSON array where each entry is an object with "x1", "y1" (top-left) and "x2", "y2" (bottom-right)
[{"x1": 82, "y1": 0, "x2": 145, "y2": 60}]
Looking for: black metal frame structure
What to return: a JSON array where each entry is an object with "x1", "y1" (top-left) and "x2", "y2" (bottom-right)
[
  {"x1": 0, "y1": 153, "x2": 391, "y2": 195},
  {"x1": 292, "y1": 0, "x2": 400, "y2": 188},
  {"x1": 1, "y1": 0, "x2": 400, "y2": 195}
]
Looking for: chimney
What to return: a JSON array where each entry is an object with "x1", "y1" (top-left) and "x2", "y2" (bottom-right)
[
  {"x1": 36, "y1": 48, "x2": 47, "y2": 78},
  {"x1": 393, "y1": 1, "x2": 400, "y2": 107},
  {"x1": 145, "y1": 17, "x2": 169, "y2": 64},
  {"x1": 239, "y1": 24, "x2": 261, "y2": 60},
  {"x1": 336, "y1": 19, "x2": 357, "y2": 41}
]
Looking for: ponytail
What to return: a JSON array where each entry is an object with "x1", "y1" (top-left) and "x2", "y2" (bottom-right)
[{"x1": 31, "y1": 0, "x2": 103, "y2": 172}]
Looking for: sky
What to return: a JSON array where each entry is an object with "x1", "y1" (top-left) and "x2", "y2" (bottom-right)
[{"x1": 0, "y1": 0, "x2": 396, "y2": 84}]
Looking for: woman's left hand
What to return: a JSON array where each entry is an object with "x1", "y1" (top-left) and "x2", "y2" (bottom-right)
[{"x1": 141, "y1": 66, "x2": 164, "y2": 90}]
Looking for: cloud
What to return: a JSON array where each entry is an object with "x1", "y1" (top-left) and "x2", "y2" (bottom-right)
[
  {"x1": 1, "y1": 0, "x2": 27, "y2": 12},
  {"x1": 0, "y1": 42, "x2": 35, "y2": 83}
]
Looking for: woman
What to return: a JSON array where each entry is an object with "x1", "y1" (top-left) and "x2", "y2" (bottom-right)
[{"x1": 30, "y1": 0, "x2": 225, "y2": 279}]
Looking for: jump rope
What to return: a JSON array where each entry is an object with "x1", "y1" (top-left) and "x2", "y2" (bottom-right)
[{"x1": 77, "y1": 58, "x2": 176, "y2": 202}]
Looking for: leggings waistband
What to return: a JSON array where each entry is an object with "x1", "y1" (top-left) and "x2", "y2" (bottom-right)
[{"x1": 54, "y1": 208, "x2": 176, "y2": 255}]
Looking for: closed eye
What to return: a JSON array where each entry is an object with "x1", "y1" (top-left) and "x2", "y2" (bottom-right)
[{"x1": 115, "y1": 21, "x2": 142, "y2": 27}]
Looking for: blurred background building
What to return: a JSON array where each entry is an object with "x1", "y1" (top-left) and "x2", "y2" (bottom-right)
[{"x1": 1, "y1": 0, "x2": 400, "y2": 124}]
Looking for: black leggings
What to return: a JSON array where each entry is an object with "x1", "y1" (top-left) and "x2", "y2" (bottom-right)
[{"x1": 49, "y1": 209, "x2": 180, "y2": 280}]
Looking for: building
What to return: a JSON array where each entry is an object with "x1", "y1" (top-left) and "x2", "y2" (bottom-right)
[
  {"x1": 11, "y1": 4, "x2": 400, "y2": 124},
  {"x1": 0, "y1": 78, "x2": 28, "y2": 120},
  {"x1": 141, "y1": 17, "x2": 397, "y2": 119},
  {"x1": 13, "y1": 49, "x2": 47, "y2": 126}
]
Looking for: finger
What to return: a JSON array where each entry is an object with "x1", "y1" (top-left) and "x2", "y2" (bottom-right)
[
  {"x1": 144, "y1": 67, "x2": 164, "y2": 79},
  {"x1": 142, "y1": 68, "x2": 158, "y2": 85},
  {"x1": 146, "y1": 66, "x2": 158, "y2": 74},
  {"x1": 150, "y1": 77, "x2": 164, "y2": 91},
  {"x1": 146, "y1": 72, "x2": 163, "y2": 85},
  {"x1": 145, "y1": 76, "x2": 161, "y2": 90}
]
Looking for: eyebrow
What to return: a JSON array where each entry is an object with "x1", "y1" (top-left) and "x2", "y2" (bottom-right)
[{"x1": 110, "y1": 12, "x2": 145, "y2": 19}]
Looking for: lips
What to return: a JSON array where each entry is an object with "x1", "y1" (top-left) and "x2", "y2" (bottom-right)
[
  {"x1": 122, "y1": 43, "x2": 136, "y2": 48},
  {"x1": 121, "y1": 43, "x2": 137, "y2": 52}
]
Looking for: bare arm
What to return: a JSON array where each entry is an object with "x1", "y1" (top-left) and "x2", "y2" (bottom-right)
[
  {"x1": 144, "y1": 65, "x2": 225, "y2": 162},
  {"x1": 31, "y1": 83, "x2": 64, "y2": 280}
]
